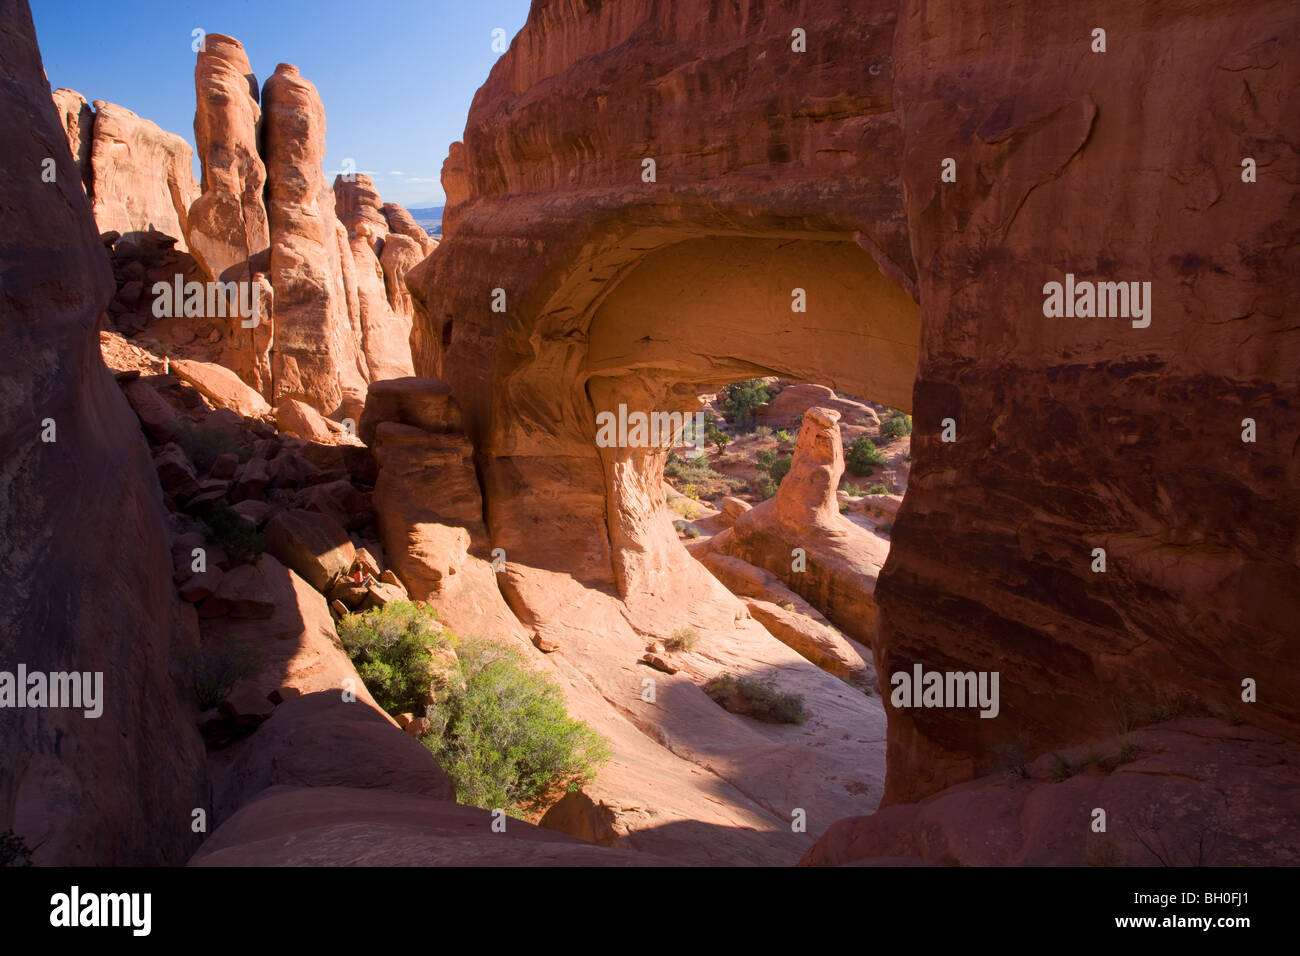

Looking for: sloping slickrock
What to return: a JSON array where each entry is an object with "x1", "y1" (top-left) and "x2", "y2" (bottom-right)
[
  {"x1": 190, "y1": 785, "x2": 676, "y2": 866},
  {"x1": 802, "y1": 720, "x2": 1300, "y2": 866},
  {"x1": 0, "y1": 1, "x2": 207, "y2": 865},
  {"x1": 186, "y1": 34, "x2": 269, "y2": 284},
  {"x1": 211, "y1": 692, "x2": 455, "y2": 822},
  {"x1": 88, "y1": 100, "x2": 198, "y2": 251},
  {"x1": 262, "y1": 62, "x2": 367, "y2": 416}
]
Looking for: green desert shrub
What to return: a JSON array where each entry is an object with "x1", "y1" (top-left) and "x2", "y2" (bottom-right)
[
  {"x1": 176, "y1": 421, "x2": 248, "y2": 473},
  {"x1": 769, "y1": 454, "x2": 793, "y2": 484},
  {"x1": 867, "y1": 483, "x2": 889, "y2": 495},
  {"x1": 754, "y1": 449, "x2": 776, "y2": 473},
  {"x1": 753, "y1": 425, "x2": 774, "y2": 441},
  {"x1": 879, "y1": 412, "x2": 913, "y2": 441},
  {"x1": 774, "y1": 429, "x2": 794, "y2": 445},
  {"x1": 756, "y1": 475, "x2": 779, "y2": 500},
  {"x1": 203, "y1": 501, "x2": 263, "y2": 565},
  {"x1": 847, "y1": 437, "x2": 887, "y2": 475},
  {"x1": 705, "y1": 670, "x2": 806, "y2": 724},
  {"x1": 423, "y1": 639, "x2": 610, "y2": 814},
  {"x1": 719, "y1": 379, "x2": 772, "y2": 428},
  {"x1": 187, "y1": 636, "x2": 263, "y2": 710},
  {"x1": 842, "y1": 482, "x2": 865, "y2": 497},
  {"x1": 338, "y1": 601, "x2": 450, "y2": 715}
]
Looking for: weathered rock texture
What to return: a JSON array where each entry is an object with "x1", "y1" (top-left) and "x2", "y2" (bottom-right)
[
  {"x1": 410, "y1": 0, "x2": 1300, "y2": 816},
  {"x1": 709, "y1": 407, "x2": 886, "y2": 648},
  {"x1": 262, "y1": 63, "x2": 368, "y2": 417},
  {"x1": 186, "y1": 33, "x2": 269, "y2": 285},
  {"x1": 0, "y1": 1, "x2": 207, "y2": 864},
  {"x1": 51, "y1": 87, "x2": 92, "y2": 193},
  {"x1": 335, "y1": 175, "x2": 415, "y2": 381},
  {"x1": 88, "y1": 100, "x2": 199, "y2": 250}
]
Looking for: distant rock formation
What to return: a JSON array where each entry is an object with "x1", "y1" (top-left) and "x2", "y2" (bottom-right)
[
  {"x1": 335, "y1": 175, "x2": 416, "y2": 381},
  {"x1": 186, "y1": 33, "x2": 269, "y2": 285},
  {"x1": 755, "y1": 381, "x2": 880, "y2": 429},
  {"x1": 262, "y1": 63, "x2": 369, "y2": 418},
  {"x1": 85, "y1": 100, "x2": 199, "y2": 252},
  {"x1": 50, "y1": 36, "x2": 428, "y2": 418},
  {"x1": 708, "y1": 407, "x2": 886, "y2": 647}
]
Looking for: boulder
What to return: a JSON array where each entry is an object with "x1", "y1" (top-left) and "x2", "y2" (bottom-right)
[
  {"x1": 276, "y1": 397, "x2": 332, "y2": 441},
  {"x1": 263, "y1": 508, "x2": 356, "y2": 591},
  {"x1": 172, "y1": 358, "x2": 272, "y2": 417}
]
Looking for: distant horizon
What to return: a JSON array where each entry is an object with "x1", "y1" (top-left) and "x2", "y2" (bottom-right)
[{"x1": 30, "y1": 0, "x2": 531, "y2": 207}]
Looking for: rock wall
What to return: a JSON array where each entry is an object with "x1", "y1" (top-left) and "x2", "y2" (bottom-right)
[
  {"x1": 0, "y1": 0, "x2": 208, "y2": 864},
  {"x1": 186, "y1": 33, "x2": 269, "y2": 285},
  {"x1": 87, "y1": 100, "x2": 199, "y2": 251},
  {"x1": 411, "y1": 0, "x2": 1300, "y2": 808},
  {"x1": 262, "y1": 63, "x2": 369, "y2": 418}
]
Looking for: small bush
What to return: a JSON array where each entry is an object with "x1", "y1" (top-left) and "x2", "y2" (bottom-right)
[
  {"x1": 879, "y1": 412, "x2": 912, "y2": 441},
  {"x1": 774, "y1": 429, "x2": 793, "y2": 445},
  {"x1": 423, "y1": 639, "x2": 610, "y2": 814},
  {"x1": 838, "y1": 502, "x2": 849, "y2": 512},
  {"x1": 719, "y1": 379, "x2": 773, "y2": 429},
  {"x1": 176, "y1": 421, "x2": 248, "y2": 473},
  {"x1": 754, "y1": 449, "x2": 776, "y2": 473},
  {"x1": 847, "y1": 437, "x2": 887, "y2": 476},
  {"x1": 769, "y1": 454, "x2": 793, "y2": 484},
  {"x1": 705, "y1": 670, "x2": 806, "y2": 724},
  {"x1": 687, "y1": 527, "x2": 701, "y2": 539},
  {"x1": 757, "y1": 476, "x2": 779, "y2": 500},
  {"x1": 665, "y1": 627, "x2": 699, "y2": 652},
  {"x1": 753, "y1": 426, "x2": 773, "y2": 441},
  {"x1": 867, "y1": 483, "x2": 889, "y2": 495},
  {"x1": 778, "y1": 601, "x2": 796, "y2": 612},
  {"x1": 338, "y1": 601, "x2": 450, "y2": 715},
  {"x1": 187, "y1": 636, "x2": 263, "y2": 710},
  {"x1": 842, "y1": 483, "x2": 865, "y2": 498},
  {"x1": 204, "y1": 501, "x2": 263, "y2": 565},
  {"x1": 1049, "y1": 753, "x2": 1076, "y2": 783}
]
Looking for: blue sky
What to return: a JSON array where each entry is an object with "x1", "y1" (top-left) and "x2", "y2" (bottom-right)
[{"x1": 31, "y1": 0, "x2": 532, "y2": 207}]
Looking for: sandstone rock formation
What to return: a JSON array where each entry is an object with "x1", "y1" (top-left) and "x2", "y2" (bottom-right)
[
  {"x1": 51, "y1": 87, "x2": 92, "y2": 192},
  {"x1": 756, "y1": 381, "x2": 881, "y2": 429},
  {"x1": 802, "y1": 719, "x2": 1300, "y2": 866},
  {"x1": 262, "y1": 63, "x2": 368, "y2": 417},
  {"x1": 186, "y1": 34, "x2": 270, "y2": 285},
  {"x1": 0, "y1": 1, "x2": 207, "y2": 864},
  {"x1": 382, "y1": 202, "x2": 437, "y2": 255},
  {"x1": 410, "y1": 0, "x2": 1300, "y2": 822},
  {"x1": 334, "y1": 175, "x2": 417, "y2": 380},
  {"x1": 707, "y1": 407, "x2": 886, "y2": 647},
  {"x1": 88, "y1": 100, "x2": 199, "y2": 252}
]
